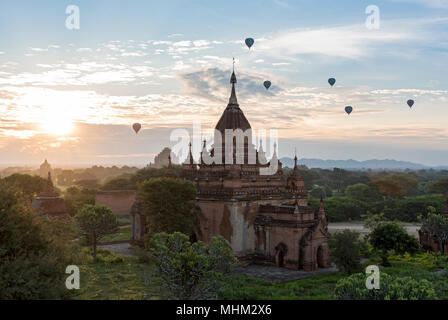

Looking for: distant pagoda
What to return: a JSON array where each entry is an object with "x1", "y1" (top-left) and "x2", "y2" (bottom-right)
[{"x1": 32, "y1": 172, "x2": 68, "y2": 218}]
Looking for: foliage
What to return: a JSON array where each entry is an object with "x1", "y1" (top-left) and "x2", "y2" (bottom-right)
[
  {"x1": 101, "y1": 177, "x2": 136, "y2": 191},
  {"x1": 131, "y1": 166, "x2": 183, "y2": 185},
  {"x1": 429, "y1": 178, "x2": 448, "y2": 195},
  {"x1": 309, "y1": 185, "x2": 332, "y2": 199},
  {"x1": 74, "y1": 205, "x2": 119, "y2": 258},
  {"x1": 368, "y1": 221, "x2": 420, "y2": 265},
  {"x1": 0, "y1": 184, "x2": 79, "y2": 299},
  {"x1": 147, "y1": 232, "x2": 236, "y2": 300},
  {"x1": 334, "y1": 272, "x2": 436, "y2": 300},
  {"x1": 385, "y1": 194, "x2": 446, "y2": 222},
  {"x1": 345, "y1": 183, "x2": 382, "y2": 202},
  {"x1": 1, "y1": 173, "x2": 47, "y2": 200},
  {"x1": 75, "y1": 179, "x2": 100, "y2": 189},
  {"x1": 138, "y1": 177, "x2": 197, "y2": 235},
  {"x1": 420, "y1": 207, "x2": 448, "y2": 253},
  {"x1": 328, "y1": 230, "x2": 365, "y2": 274},
  {"x1": 63, "y1": 186, "x2": 96, "y2": 217},
  {"x1": 371, "y1": 173, "x2": 418, "y2": 197},
  {"x1": 321, "y1": 197, "x2": 368, "y2": 222}
]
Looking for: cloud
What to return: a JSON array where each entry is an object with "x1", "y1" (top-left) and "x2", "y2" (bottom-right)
[{"x1": 392, "y1": 0, "x2": 448, "y2": 8}]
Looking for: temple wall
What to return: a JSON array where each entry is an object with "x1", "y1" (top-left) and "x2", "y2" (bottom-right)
[
  {"x1": 95, "y1": 190, "x2": 136, "y2": 217},
  {"x1": 196, "y1": 198, "x2": 285, "y2": 256}
]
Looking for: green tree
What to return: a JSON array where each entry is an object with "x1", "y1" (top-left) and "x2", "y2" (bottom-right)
[
  {"x1": 429, "y1": 178, "x2": 448, "y2": 195},
  {"x1": 147, "y1": 232, "x2": 236, "y2": 299},
  {"x1": 368, "y1": 221, "x2": 420, "y2": 265},
  {"x1": 345, "y1": 183, "x2": 382, "y2": 202},
  {"x1": 420, "y1": 206, "x2": 448, "y2": 253},
  {"x1": 321, "y1": 197, "x2": 367, "y2": 222},
  {"x1": 335, "y1": 272, "x2": 436, "y2": 300},
  {"x1": 101, "y1": 177, "x2": 136, "y2": 190},
  {"x1": 131, "y1": 166, "x2": 183, "y2": 185},
  {"x1": 74, "y1": 205, "x2": 119, "y2": 259},
  {"x1": 138, "y1": 177, "x2": 197, "y2": 235},
  {"x1": 0, "y1": 183, "x2": 77, "y2": 299},
  {"x1": 63, "y1": 186, "x2": 95, "y2": 216},
  {"x1": 1, "y1": 173, "x2": 47, "y2": 200},
  {"x1": 328, "y1": 230, "x2": 365, "y2": 274}
]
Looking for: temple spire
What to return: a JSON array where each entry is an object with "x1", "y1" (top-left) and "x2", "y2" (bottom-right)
[
  {"x1": 188, "y1": 141, "x2": 194, "y2": 165},
  {"x1": 229, "y1": 58, "x2": 238, "y2": 106},
  {"x1": 45, "y1": 171, "x2": 55, "y2": 193}
]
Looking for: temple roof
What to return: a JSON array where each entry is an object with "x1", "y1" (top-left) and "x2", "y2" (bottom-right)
[{"x1": 215, "y1": 69, "x2": 251, "y2": 133}]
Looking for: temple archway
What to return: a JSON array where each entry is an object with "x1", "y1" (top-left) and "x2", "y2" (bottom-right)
[
  {"x1": 317, "y1": 244, "x2": 325, "y2": 268},
  {"x1": 274, "y1": 242, "x2": 288, "y2": 268}
]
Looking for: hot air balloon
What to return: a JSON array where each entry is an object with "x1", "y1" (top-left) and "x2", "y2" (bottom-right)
[
  {"x1": 132, "y1": 123, "x2": 141, "y2": 134},
  {"x1": 245, "y1": 38, "x2": 254, "y2": 49},
  {"x1": 263, "y1": 81, "x2": 271, "y2": 90},
  {"x1": 407, "y1": 99, "x2": 414, "y2": 108},
  {"x1": 328, "y1": 78, "x2": 336, "y2": 87},
  {"x1": 345, "y1": 106, "x2": 353, "y2": 115}
]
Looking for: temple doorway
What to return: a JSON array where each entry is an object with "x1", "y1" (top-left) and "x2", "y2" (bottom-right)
[
  {"x1": 317, "y1": 245, "x2": 325, "y2": 268},
  {"x1": 275, "y1": 243, "x2": 287, "y2": 268}
]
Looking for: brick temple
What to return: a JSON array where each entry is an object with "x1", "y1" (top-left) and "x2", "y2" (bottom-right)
[{"x1": 132, "y1": 68, "x2": 330, "y2": 270}]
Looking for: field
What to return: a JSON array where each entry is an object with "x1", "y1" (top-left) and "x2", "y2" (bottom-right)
[{"x1": 72, "y1": 248, "x2": 448, "y2": 300}]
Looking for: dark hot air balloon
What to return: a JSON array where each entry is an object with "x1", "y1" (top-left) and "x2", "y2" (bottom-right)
[
  {"x1": 328, "y1": 78, "x2": 336, "y2": 87},
  {"x1": 345, "y1": 106, "x2": 353, "y2": 115},
  {"x1": 407, "y1": 99, "x2": 414, "y2": 108},
  {"x1": 263, "y1": 81, "x2": 271, "y2": 90},
  {"x1": 132, "y1": 123, "x2": 141, "y2": 134},
  {"x1": 245, "y1": 38, "x2": 254, "y2": 49}
]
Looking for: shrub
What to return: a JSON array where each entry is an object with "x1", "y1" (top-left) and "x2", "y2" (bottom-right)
[
  {"x1": 147, "y1": 232, "x2": 236, "y2": 299},
  {"x1": 0, "y1": 184, "x2": 79, "y2": 299},
  {"x1": 328, "y1": 230, "x2": 365, "y2": 274},
  {"x1": 335, "y1": 272, "x2": 436, "y2": 300},
  {"x1": 368, "y1": 221, "x2": 420, "y2": 266}
]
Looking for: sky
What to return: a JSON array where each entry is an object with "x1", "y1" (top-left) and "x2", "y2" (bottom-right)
[{"x1": 0, "y1": 0, "x2": 447, "y2": 167}]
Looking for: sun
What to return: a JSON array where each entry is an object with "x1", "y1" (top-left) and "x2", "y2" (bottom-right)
[{"x1": 41, "y1": 116, "x2": 74, "y2": 135}]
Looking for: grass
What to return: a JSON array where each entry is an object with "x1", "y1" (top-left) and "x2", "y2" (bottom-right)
[
  {"x1": 99, "y1": 226, "x2": 131, "y2": 243},
  {"x1": 73, "y1": 251, "x2": 149, "y2": 300},
  {"x1": 71, "y1": 247, "x2": 448, "y2": 300}
]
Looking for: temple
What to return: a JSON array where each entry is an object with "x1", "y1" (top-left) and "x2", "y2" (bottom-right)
[
  {"x1": 132, "y1": 68, "x2": 330, "y2": 270},
  {"x1": 32, "y1": 172, "x2": 68, "y2": 218}
]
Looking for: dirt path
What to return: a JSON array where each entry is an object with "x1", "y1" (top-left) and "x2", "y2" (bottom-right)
[
  {"x1": 234, "y1": 264, "x2": 338, "y2": 282},
  {"x1": 98, "y1": 242, "x2": 134, "y2": 257}
]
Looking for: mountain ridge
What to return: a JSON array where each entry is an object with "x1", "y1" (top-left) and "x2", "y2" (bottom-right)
[{"x1": 279, "y1": 157, "x2": 448, "y2": 170}]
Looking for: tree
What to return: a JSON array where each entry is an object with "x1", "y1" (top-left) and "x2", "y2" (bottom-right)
[
  {"x1": 335, "y1": 272, "x2": 436, "y2": 300},
  {"x1": 420, "y1": 206, "x2": 448, "y2": 253},
  {"x1": 429, "y1": 178, "x2": 448, "y2": 195},
  {"x1": 345, "y1": 183, "x2": 382, "y2": 202},
  {"x1": 368, "y1": 221, "x2": 420, "y2": 265},
  {"x1": 138, "y1": 177, "x2": 197, "y2": 235},
  {"x1": 147, "y1": 232, "x2": 236, "y2": 299},
  {"x1": 0, "y1": 183, "x2": 77, "y2": 299},
  {"x1": 74, "y1": 179, "x2": 100, "y2": 189},
  {"x1": 63, "y1": 186, "x2": 95, "y2": 216},
  {"x1": 131, "y1": 166, "x2": 183, "y2": 185},
  {"x1": 328, "y1": 230, "x2": 365, "y2": 274},
  {"x1": 74, "y1": 205, "x2": 119, "y2": 259},
  {"x1": 101, "y1": 177, "x2": 136, "y2": 190},
  {"x1": 1, "y1": 173, "x2": 47, "y2": 200},
  {"x1": 371, "y1": 173, "x2": 417, "y2": 197},
  {"x1": 321, "y1": 197, "x2": 367, "y2": 222}
]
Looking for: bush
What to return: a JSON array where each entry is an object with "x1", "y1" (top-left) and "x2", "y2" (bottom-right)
[
  {"x1": 335, "y1": 272, "x2": 436, "y2": 300},
  {"x1": 368, "y1": 221, "x2": 420, "y2": 266},
  {"x1": 328, "y1": 230, "x2": 365, "y2": 274},
  {"x1": 0, "y1": 184, "x2": 79, "y2": 299},
  {"x1": 147, "y1": 232, "x2": 236, "y2": 299}
]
